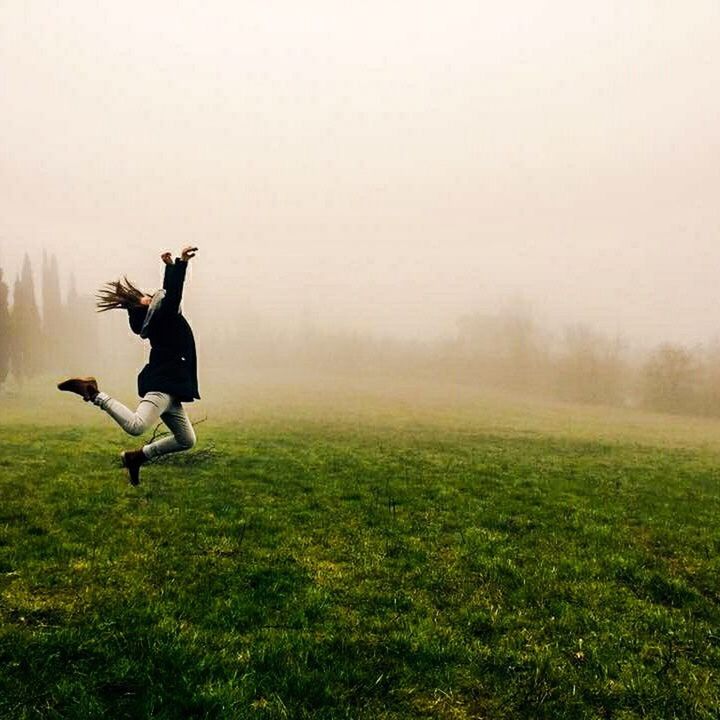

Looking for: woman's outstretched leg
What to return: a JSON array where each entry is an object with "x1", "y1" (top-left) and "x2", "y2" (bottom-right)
[
  {"x1": 58, "y1": 378, "x2": 171, "y2": 438},
  {"x1": 93, "y1": 391, "x2": 172, "y2": 437}
]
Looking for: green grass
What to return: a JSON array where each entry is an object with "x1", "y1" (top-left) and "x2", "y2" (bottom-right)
[{"x1": 1, "y1": 380, "x2": 719, "y2": 718}]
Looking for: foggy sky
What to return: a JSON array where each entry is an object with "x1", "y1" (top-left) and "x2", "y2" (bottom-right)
[{"x1": 2, "y1": 1, "x2": 720, "y2": 344}]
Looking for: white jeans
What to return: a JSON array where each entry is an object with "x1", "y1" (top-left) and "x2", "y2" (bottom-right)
[{"x1": 93, "y1": 391, "x2": 196, "y2": 459}]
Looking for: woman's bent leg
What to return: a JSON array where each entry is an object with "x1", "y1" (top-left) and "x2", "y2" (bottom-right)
[
  {"x1": 94, "y1": 391, "x2": 172, "y2": 437},
  {"x1": 142, "y1": 400, "x2": 196, "y2": 459}
]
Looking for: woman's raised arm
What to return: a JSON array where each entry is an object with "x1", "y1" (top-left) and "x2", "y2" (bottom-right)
[{"x1": 162, "y1": 246, "x2": 198, "y2": 314}]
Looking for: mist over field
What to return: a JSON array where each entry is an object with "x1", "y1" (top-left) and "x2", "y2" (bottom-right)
[
  {"x1": 2, "y1": 1, "x2": 720, "y2": 415},
  {"x1": 2, "y1": 0, "x2": 720, "y2": 359}
]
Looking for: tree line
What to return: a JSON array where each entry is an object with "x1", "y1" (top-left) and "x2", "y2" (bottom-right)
[
  {"x1": 205, "y1": 306, "x2": 720, "y2": 419},
  {"x1": 0, "y1": 252, "x2": 98, "y2": 387},
  {"x1": 437, "y1": 310, "x2": 720, "y2": 417},
  {"x1": 2, "y1": 253, "x2": 720, "y2": 419}
]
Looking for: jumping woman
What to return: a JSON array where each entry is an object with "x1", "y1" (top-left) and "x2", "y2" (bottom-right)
[{"x1": 58, "y1": 247, "x2": 200, "y2": 485}]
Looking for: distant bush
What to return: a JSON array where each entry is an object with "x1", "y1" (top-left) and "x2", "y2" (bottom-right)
[
  {"x1": 554, "y1": 324, "x2": 626, "y2": 405},
  {"x1": 641, "y1": 344, "x2": 698, "y2": 414}
]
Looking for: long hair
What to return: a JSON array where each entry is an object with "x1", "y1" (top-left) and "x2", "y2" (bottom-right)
[{"x1": 96, "y1": 277, "x2": 147, "y2": 312}]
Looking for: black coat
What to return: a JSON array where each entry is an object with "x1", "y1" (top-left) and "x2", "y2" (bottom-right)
[{"x1": 127, "y1": 260, "x2": 200, "y2": 402}]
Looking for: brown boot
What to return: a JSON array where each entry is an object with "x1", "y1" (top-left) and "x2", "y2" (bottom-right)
[
  {"x1": 57, "y1": 376, "x2": 99, "y2": 402},
  {"x1": 121, "y1": 449, "x2": 148, "y2": 486}
]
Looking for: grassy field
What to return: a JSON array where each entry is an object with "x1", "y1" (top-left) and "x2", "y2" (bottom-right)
[{"x1": 1, "y1": 377, "x2": 719, "y2": 719}]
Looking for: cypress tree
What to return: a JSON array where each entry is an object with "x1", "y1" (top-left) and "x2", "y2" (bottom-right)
[
  {"x1": 64, "y1": 273, "x2": 78, "y2": 370},
  {"x1": 10, "y1": 274, "x2": 23, "y2": 380},
  {"x1": 42, "y1": 251, "x2": 63, "y2": 368},
  {"x1": 67, "y1": 272, "x2": 78, "y2": 307},
  {"x1": 11, "y1": 254, "x2": 43, "y2": 379},
  {"x1": 0, "y1": 266, "x2": 10, "y2": 385}
]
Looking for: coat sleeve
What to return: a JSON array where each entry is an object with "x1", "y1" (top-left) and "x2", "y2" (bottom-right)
[
  {"x1": 162, "y1": 262, "x2": 173, "y2": 291},
  {"x1": 162, "y1": 260, "x2": 188, "y2": 315}
]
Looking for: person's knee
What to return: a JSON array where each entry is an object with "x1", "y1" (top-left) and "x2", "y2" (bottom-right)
[
  {"x1": 126, "y1": 416, "x2": 149, "y2": 436},
  {"x1": 179, "y1": 427, "x2": 196, "y2": 450}
]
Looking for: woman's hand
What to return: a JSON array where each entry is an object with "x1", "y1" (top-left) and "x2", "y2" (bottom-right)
[
  {"x1": 180, "y1": 246, "x2": 198, "y2": 262},
  {"x1": 161, "y1": 252, "x2": 173, "y2": 266}
]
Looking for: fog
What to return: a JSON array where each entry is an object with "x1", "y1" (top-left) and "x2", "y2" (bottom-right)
[{"x1": 2, "y1": 1, "x2": 720, "y2": 345}]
